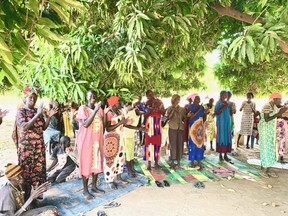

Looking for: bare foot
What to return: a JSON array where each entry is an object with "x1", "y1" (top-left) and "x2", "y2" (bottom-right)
[
  {"x1": 108, "y1": 182, "x2": 118, "y2": 190},
  {"x1": 91, "y1": 187, "x2": 105, "y2": 194},
  {"x1": 117, "y1": 175, "x2": 129, "y2": 185},
  {"x1": 83, "y1": 191, "x2": 94, "y2": 200}
]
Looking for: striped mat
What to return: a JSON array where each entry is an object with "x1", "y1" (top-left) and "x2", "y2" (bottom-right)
[{"x1": 134, "y1": 154, "x2": 260, "y2": 185}]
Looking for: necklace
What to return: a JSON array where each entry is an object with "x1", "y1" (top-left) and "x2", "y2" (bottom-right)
[{"x1": 9, "y1": 182, "x2": 25, "y2": 209}]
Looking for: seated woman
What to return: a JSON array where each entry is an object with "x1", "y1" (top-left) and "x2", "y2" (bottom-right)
[
  {"x1": 47, "y1": 136, "x2": 78, "y2": 184},
  {"x1": 0, "y1": 163, "x2": 58, "y2": 216},
  {"x1": 44, "y1": 100, "x2": 62, "y2": 157}
]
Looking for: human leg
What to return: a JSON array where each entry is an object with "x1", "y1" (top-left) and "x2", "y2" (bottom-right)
[
  {"x1": 246, "y1": 135, "x2": 251, "y2": 149},
  {"x1": 237, "y1": 134, "x2": 242, "y2": 147},
  {"x1": 251, "y1": 135, "x2": 255, "y2": 149},
  {"x1": 210, "y1": 140, "x2": 214, "y2": 151},
  {"x1": 55, "y1": 164, "x2": 76, "y2": 183},
  {"x1": 82, "y1": 176, "x2": 94, "y2": 200},
  {"x1": 91, "y1": 173, "x2": 105, "y2": 193}
]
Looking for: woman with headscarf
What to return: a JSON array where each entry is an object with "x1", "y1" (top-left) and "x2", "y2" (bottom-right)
[
  {"x1": 187, "y1": 95, "x2": 206, "y2": 169},
  {"x1": 214, "y1": 91, "x2": 233, "y2": 163},
  {"x1": 76, "y1": 90, "x2": 105, "y2": 200},
  {"x1": 14, "y1": 86, "x2": 57, "y2": 195},
  {"x1": 259, "y1": 93, "x2": 287, "y2": 178},
  {"x1": 144, "y1": 90, "x2": 166, "y2": 170},
  {"x1": 166, "y1": 94, "x2": 186, "y2": 168},
  {"x1": 237, "y1": 92, "x2": 256, "y2": 149},
  {"x1": 104, "y1": 96, "x2": 131, "y2": 189}
]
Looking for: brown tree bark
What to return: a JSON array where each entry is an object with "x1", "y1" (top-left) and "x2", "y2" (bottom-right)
[{"x1": 211, "y1": 4, "x2": 288, "y2": 56}]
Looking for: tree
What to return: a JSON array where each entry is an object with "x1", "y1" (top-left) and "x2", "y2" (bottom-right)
[{"x1": 1, "y1": 0, "x2": 288, "y2": 101}]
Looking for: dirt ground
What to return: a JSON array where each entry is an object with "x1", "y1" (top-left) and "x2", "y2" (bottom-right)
[{"x1": 1, "y1": 96, "x2": 288, "y2": 216}]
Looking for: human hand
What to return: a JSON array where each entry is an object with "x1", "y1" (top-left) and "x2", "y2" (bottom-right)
[
  {"x1": 0, "y1": 109, "x2": 8, "y2": 118},
  {"x1": 278, "y1": 107, "x2": 288, "y2": 116},
  {"x1": 47, "y1": 106, "x2": 58, "y2": 118},
  {"x1": 94, "y1": 102, "x2": 101, "y2": 112},
  {"x1": 104, "y1": 105, "x2": 110, "y2": 115},
  {"x1": 37, "y1": 102, "x2": 44, "y2": 114},
  {"x1": 30, "y1": 182, "x2": 51, "y2": 200}
]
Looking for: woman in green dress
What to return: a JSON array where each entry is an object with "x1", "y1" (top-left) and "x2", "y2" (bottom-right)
[{"x1": 258, "y1": 93, "x2": 287, "y2": 178}]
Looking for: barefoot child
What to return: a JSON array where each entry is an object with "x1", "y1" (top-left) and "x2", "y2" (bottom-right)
[{"x1": 47, "y1": 136, "x2": 77, "y2": 184}]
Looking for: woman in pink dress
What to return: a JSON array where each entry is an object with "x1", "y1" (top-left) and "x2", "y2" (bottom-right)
[{"x1": 76, "y1": 90, "x2": 105, "y2": 200}]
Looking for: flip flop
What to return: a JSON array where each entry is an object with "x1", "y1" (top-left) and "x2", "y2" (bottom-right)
[
  {"x1": 155, "y1": 181, "x2": 164, "y2": 188},
  {"x1": 163, "y1": 180, "x2": 170, "y2": 187},
  {"x1": 103, "y1": 201, "x2": 121, "y2": 209}
]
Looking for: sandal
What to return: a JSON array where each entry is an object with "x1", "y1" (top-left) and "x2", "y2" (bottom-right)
[
  {"x1": 259, "y1": 171, "x2": 269, "y2": 178},
  {"x1": 155, "y1": 181, "x2": 164, "y2": 188},
  {"x1": 103, "y1": 201, "x2": 121, "y2": 209},
  {"x1": 163, "y1": 180, "x2": 170, "y2": 187}
]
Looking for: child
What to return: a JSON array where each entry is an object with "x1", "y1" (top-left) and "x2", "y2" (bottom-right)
[
  {"x1": 47, "y1": 136, "x2": 77, "y2": 184},
  {"x1": 251, "y1": 111, "x2": 260, "y2": 149}
]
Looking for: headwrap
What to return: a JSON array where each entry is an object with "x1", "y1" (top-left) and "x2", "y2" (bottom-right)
[
  {"x1": 186, "y1": 93, "x2": 199, "y2": 101},
  {"x1": 5, "y1": 163, "x2": 22, "y2": 179},
  {"x1": 269, "y1": 93, "x2": 282, "y2": 101},
  {"x1": 227, "y1": 91, "x2": 232, "y2": 96},
  {"x1": 107, "y1": 96, "x2": 120, "y2": 107},
  {"x1": 23, "y1": 86, "x2": 40, "y2": 96}
]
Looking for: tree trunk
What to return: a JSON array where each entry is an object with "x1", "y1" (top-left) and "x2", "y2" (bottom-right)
[{"x1": 210, "y1": 4, "x2": 288, "y2": 56}]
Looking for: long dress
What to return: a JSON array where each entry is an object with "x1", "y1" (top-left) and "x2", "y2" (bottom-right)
[
  {"x1": 144, "y1": 98, "x2": 164, "y2": 162},
  {"x1": 259, "y1": 102, "x2": 278, "y2": 168},
  {"x1": 277, "y1": 118, "x2": 288, "y2": 158},
  {"x1": 215, "y1": 100, "x2": 232, "y2": 153},
  {"x1": 204, "y1": 104, "x2": 216, "y2": 141},
  {"x1": 76, "y1": 105, "x2": 104, "y2": 178},
  {"x1": 103, "y1": 110, "x2": 125, "y2": 183},
  {"x1": 239, "y1": 101, "x2": 255, "y2": 136},
  {"x1": 188, "y1": 104, "x2": 205, "y2": 161},
  {"x1": 16, "y1": 107, "x2": 46, "y2": 188}
]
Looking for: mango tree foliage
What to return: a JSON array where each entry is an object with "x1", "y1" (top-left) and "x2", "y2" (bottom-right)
[
  {"x1": 2, "y1": 0, "x2": 288, "y2": 102},
  {"x1": 0, "y1": 0, "x2": 86, "y2": 91}
]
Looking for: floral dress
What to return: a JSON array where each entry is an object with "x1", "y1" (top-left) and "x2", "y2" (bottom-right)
[{"x1": 16, "y1": 107, "x2": 46, "y2": 188}]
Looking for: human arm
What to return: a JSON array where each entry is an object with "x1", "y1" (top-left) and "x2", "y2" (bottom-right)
[
  {"x1": 0, "y1": 109, "x2": 8, "y2": 125},
  {"x1": 80, "y1": 102, "x2": 101, "y2": 128},
  {"x1": 264, "y1": 107, "x2": 288, "y2": 122},
  {"x1": 47, "y1": 158, "x2": 58, "y2": 172},
  {"x1": 43, "y1": 106, "x2": 59, "y2": 130},
  {"x1": 14, "y1": 182, "x2": 51, "y2": 216},
  {"x1": 215, "y1": 102, "x2": 228, "y2": 115}
]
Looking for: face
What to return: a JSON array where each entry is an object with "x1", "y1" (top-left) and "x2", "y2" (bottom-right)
[
  {"x1": 273, "y1": 98, "x2": 282, "y2": 106},
  {"x1": 220, "y1": 93, "x2": 227, "y2": 101},
  {"x1": 25, "y1": 93, "x2": 37, "y2": 108},
  {"x1": 146, "y1": 92, "x2": 154, "y2": 100},
  {"x1": 9, "y1": 173, "x2": 25, "y2": 186},
  {"x1": 64, "y1": 141, "x2": 71, "y2": 148},
  {"x1": 227, "y1": 94, "x2": 231, "y2": 100},
  {"x1": 209, "y1": 98, "x2": 214, "y2": 105},
  {"x1": 87, "y1": 91, "x2": 97, "y2": 105},
  {"x1": 194, "y1": 96, "x2": 200, "y2": 105},
  {"x1": 247, "y1": 94, "x2": 252, "y2": 101}
]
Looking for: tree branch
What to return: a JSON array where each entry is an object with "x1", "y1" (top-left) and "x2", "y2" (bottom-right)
[{"x1": 210, "y1": 3, "x2": 288, "y2": 56}]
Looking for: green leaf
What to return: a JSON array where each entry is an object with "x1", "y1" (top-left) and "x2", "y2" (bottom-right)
[
  {"x1": 29, "y1": 0, "x2": 39, "y2": 17},
  {"x1": 0, "y1": 38, "x2": 10, "y2": 52},
  {"x1": 0, "y1": 61, "x2": 21, "y2": 88},
  {"x1": 246, "y1": 44, "x2": 255, "y2": 64},
  {"x1": 246, "y1": 35, "x2": 255, "y2": 48},
  {"x1": 0, "y1": 50, "x2": 13, "y2": 64}
]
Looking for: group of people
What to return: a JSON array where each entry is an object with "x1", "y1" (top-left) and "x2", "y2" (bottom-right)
[{"x1": 1, "y1": 85, "x2": 287, "y2": 215}]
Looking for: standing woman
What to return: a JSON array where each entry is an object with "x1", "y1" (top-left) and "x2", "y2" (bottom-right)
[
  {"x1": 15, "y1": 86, "x2": 57, "y2": 194},
  {"x1": 258, "y1": 93, "x2": 287, "y2": 178},
  {"x1": 166, "y1": 94, "x2": 186, "y2": 168},
  {"x1": 144, "y1": 90, "x2": 166, "y2": 170},
  {"x1": 204, "y1": 98, "x2": 216, "y2": 151},
  {"x1": 187, "y1": 95, "x2": 206, "y2": 169},
  {"x1": 76, "y1": 90, "x2": 105, "y2": 200},
  {"x1": 214, "y1": 91, "x2": 233, "y2": 163},
  {"x1": 104, "y1": 96, "x2": 130, "y2": 189},
  {"x1": 237, "y1": 92, "x2": 255, "y2": 149}
]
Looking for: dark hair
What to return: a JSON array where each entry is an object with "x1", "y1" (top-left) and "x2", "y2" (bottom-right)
[
  {"x1": 247, "y1": 92, "x2": 254, "y2": 98},
  {"x1": 60, "y1": 136, "x2": 70, "y2": 144},
  {"x1": 87, "y1": 90, "x2": 97, "y2": 95}
]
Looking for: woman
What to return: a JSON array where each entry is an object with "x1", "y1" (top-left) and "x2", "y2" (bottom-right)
[
  {"x1": 15, "y1": 86, "x2": 57, "y2": 194},
  {"x1": 259, "y1": 93, "x2": 287, "y2": 178},
  {"x1": 237, "y1": 92, "x2": 256, "y2": 149},
  {"x1": 166, "y1": 94, "x2": 186, "y2": 168},
  {"x1": 227, "y1": 91, "x2": 236, "y2": 143},
  {"x1": 187, "y1": 95, "x2": 206, "y2": 169},
  {"x1": 204, "y1": 98, "x2": 216, "y2": 151},
  {"x1": 104, "y1": 96, "x2": 131, "y2": 189},
  {"x1": 144, "y1": 90, "x2": 166, "y2": 170},
  {"x1": 214, "y1": 91, "x2": 233, "y2": 163},
  {"x1": 76, "y1": 90, "x2": 105, "y2": 200}
]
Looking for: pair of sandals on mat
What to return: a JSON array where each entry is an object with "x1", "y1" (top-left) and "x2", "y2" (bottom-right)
[
  {"x1": 155, "y1": 180, "x2": 170, "y2": 188},
  {"x1": 193, "y1": 181, "x2": 205, "y2": 189}
]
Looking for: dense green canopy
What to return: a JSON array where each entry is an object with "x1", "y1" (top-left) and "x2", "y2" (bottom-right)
[{"x1": 0, "y1": 0, "x2": 287, "y2": 102}]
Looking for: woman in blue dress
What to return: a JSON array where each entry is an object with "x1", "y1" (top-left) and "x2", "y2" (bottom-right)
[
  {"x1": 187, "y1": 95, "x2": 206, "y2": 169},
  {"x1": 214, "y1": 91, "x2": 233, "y2": 163}
]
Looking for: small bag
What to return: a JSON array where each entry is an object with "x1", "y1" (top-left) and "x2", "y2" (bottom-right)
[{"x1": 161, "y1": 116, "x2": 169, "y2": 127}]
